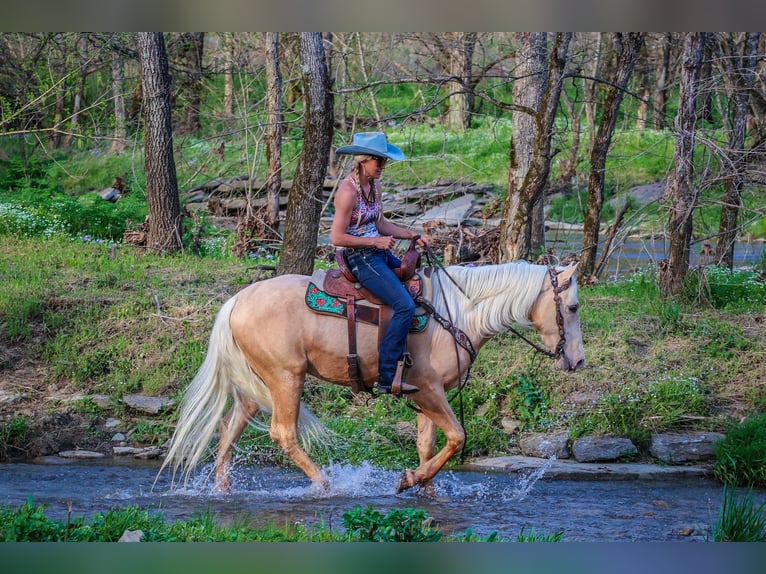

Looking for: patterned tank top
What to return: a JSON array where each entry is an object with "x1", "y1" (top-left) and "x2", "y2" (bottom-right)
[{"x1": 346, "y1": 175, "x2": 381, "y2": 238}]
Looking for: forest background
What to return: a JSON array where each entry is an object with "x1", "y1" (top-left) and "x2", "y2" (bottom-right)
[{"x1": 1, "y1": 32, "x2": 765, "y2": 487}]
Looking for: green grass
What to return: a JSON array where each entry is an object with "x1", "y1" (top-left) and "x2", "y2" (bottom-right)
[
  {"x1": 711, "y1": 485, "x2": 766, "y2": 542},
  {"x1": 0, "y1": 499, "x2": 518, "y2": 542},
  {"x1": 714, "y1": 413, "x2": 766, "y2": 488}
]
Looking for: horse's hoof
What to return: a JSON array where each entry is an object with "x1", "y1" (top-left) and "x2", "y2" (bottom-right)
[
  {"x1": 213, "y1": 479, "x2": 231, "y2": 494},
  {"x1": 396, "y1": 469, "x2": 417, "y2": 493}
]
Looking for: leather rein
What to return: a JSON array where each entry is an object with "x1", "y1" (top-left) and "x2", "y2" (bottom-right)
[{"x1": 508, "y1": 267, "x2": 570, "y2": 361}]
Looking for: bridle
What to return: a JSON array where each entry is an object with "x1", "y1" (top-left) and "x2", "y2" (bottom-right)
[{"x1": 508, "y1": 266, "x2": 571, "y2": 360}]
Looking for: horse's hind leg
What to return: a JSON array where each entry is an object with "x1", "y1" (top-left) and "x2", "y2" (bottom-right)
[
  {"x1": 268, "y1": 374, "x2": 329, "y2": 490},
  {"x1": 214, "y1": 394, "x2": 260, "y2": 492}
]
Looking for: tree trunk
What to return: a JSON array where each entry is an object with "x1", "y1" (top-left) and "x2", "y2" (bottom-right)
[
  {"x1": 583, "y1": 32, "x2": 603, "y2": 156},
  {"x1": 652, "y1": 33, "x2": 673, "y2": 130},
  {"x1": 222, "y1": 33, "x2": 235, "y2": 117},
  {"x1": 176, "y1": 32, "x2": 205, "y2": 136},
  {"x1": 110, "y1": 52, "x2": 127, "y2": 154},
  {"x1": 138, "y1": 32, "x2": 182, "y2": 254},
  {"x1": 660, "y1": 33, "x2": 706, "y2": 297},
  {"x1": 580, "y1": 33, "x2": 645, "y2": 279},
  {"x1": 65, "y1": 34, "x2": 88, "y2": 148},
  {"x1": 499, "y1": 32, "x2": 571, "y2": 262},
  {"x1": 556, "y1": 88, "x2": 583, "y2": 187},
  {"x1": 50, "y1": 60, "x2": 65, "y2": 150},
  {"x1": 715, "y1": 32, "x2": 760, "y2": 268},
  {"x1": 277, "y1": 33, "x2": 334, "y2": 276},
  {"x1": 447, "y1": 32, "x2": 477, "y2": 132},
  {"x1": 265, "y1": 32, "x2": 283, "y2": 227}
]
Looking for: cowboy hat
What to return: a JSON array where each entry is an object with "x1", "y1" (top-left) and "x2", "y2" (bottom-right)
[{"x1": 335, "y1": 132, "x2": 405, "y2": 161}]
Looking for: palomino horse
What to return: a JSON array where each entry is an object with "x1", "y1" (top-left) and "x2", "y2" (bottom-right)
[{"x1": 161, "y1": 260, "x2": 585, "y2": 493}]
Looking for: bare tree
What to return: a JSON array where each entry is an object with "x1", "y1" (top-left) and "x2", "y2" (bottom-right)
[
  {"x1": 660, "y1": 32, "x2": 707, "y2": 297},
  {"x1": 277, "y1": 33, "x2": 334, "y2": 275},
  {"x1": 446, "y1": 32, "x2": 478, "y2": 132},
  {"x1": 508, "y1": 33, "x2": 548, "y2": 254},
  {"x1": 498, "y1": 33, "x2": 572, "y2": 262},
  {"x1": 138, "y1": 32, "x2": 182, "y2": 254},
  {"x1": 110, "y1": 50, "x2": 128, "y2": 153},
  {"x1": 714, "y1": 32, "x2": 761, "y2": 268},
  {"x1": 264, "y1": 32, "x2": 283, "y2": 227},
  {"x1": 580, "y1": 33, "x2": 645, "y2": 279},
  {"x1": 173, "y1": 32, "x2": 205, "y2": 136},
  {"x1": 651, "y1": 33, "x2": 674, "y2": 130}
]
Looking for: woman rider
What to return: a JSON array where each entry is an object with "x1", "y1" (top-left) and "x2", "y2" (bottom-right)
[{"x1": 330, "y1": 132, "x2": 429, "y2": 397}]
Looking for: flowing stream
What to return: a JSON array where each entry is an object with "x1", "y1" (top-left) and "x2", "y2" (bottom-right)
[{"x1": 3, "y1": 458, "x2": 764, "y2": 541}]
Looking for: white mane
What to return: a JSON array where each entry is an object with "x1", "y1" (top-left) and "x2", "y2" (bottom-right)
[{"x1": 429, "y1": 261, "x2": 549, "y2": 339}]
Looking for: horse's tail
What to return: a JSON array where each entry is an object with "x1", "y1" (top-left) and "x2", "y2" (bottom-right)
[{"x1": 160, "y1": 295, "x2": 329, "y2": 487}]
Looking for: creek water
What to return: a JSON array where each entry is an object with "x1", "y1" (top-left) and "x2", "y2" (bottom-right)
[
  {"x1": 544, "y1": 230, "x2": 764, "y2": 279},
  {"x1": 3, "y1": 458, "x2": 764, "y2": 542}
]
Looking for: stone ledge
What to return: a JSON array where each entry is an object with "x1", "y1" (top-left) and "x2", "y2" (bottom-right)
[{"x1": 461, "y1": 455, "x2": 713, "y2": 481}]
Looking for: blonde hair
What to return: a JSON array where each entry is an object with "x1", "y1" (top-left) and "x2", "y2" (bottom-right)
[{"x1": 349, "y1": 155, "x2": 379, "y2": 199}]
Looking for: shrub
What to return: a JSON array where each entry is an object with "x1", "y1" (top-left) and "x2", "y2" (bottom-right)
[
  {"x1": 342, "y1": 505, "x2": 442, "y2": 542},
  {"x1": 714, "y1": 413, "x2": 766, "y2": 487},
  {"x1": 711, "y1": 485, "x2": 766, "y2": 542}
]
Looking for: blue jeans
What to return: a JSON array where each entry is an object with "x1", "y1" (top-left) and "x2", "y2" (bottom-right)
[{"x1": 345, "y1": 247, "x2": 416, "y2": 387}]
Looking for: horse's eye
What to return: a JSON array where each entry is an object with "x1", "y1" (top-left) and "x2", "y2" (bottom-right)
[{"x1": 568, "y1": 304, "x2": 579, "y2": 314}]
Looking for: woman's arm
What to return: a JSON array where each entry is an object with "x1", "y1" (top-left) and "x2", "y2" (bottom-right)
[{"x1": 330, "y1": 182, "x2": 395, "y2": 249}]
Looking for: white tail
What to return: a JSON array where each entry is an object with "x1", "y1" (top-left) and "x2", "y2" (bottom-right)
[{"x1": 159, "y1": 295, "x2": 328, "y2": 487}]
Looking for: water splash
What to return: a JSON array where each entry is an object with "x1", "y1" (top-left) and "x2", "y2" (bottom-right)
[{"x1": 505, "y1": 456, "x2": 555, "y2": 499}]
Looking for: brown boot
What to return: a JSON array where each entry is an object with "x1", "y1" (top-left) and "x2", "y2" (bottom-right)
[{"x1": 376, "y1": 360, "x2": 419, "y2": 397}]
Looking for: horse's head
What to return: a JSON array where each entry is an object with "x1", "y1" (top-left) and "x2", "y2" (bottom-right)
[{"x1": 529, "y1": 263, "x2": 585, "y2": 372}]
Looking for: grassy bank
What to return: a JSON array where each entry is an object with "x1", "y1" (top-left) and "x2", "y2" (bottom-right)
[{"x1": 1, "y1": 234, "x2": 765, "y2": 472}]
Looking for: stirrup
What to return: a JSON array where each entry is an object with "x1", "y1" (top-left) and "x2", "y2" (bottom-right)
[
  {"x1": 376, "y1": 359, "x2": 418, "y2": 397},
  {"x1": 375, "y1": 381, "x2": 419, "y2": 397}
]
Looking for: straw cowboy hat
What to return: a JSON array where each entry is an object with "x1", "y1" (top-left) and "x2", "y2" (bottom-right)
[{"x1": 335, "y1": 132, "x2": 405, "y2": 161}]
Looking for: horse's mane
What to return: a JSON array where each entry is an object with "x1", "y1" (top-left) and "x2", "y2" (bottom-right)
[{"x1": 429, "y1": 261, "x2": 549, "y2": 339}]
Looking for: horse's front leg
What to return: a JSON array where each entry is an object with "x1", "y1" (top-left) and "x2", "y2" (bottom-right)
[
  {"x1": 415, "y1": 412, "x2": 437, "y2": 496},
  {"x1": 397, "y1": 394, "x2": 465, "y2": 493}
]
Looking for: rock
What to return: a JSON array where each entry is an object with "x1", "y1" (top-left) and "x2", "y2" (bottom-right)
[
  {"x1": 118, "y1": 529, "x2": 144, "y2": 542},
  {"x1": 0, "y1": 390, "x2": 21, "y2": 405},
  {"x1": 418, "y1": 195, "x2": 476, "y2": 227},
  {"x1": 111, "y1": 433, "x2": 127, "y2": 442},
  {"x1": 650, "y1": 432, "x2": 725, "y2": 463},
  {"x1": 58, "y1": 450, "x2": 105, "y2": 459},
  {"x1": 122, "y1": 394, "x2": 175, "y2": 414},
  {"x1": 519, "y1": 432, "x2": 570, "y2": 459},
  {"x1": 89, "y1": 394, "x2": 112, "y2": 408},
  {"x1": 134, "y1": 448, "x2": 164, "y2": 460},
  {"x1": 113, "y1": 446, "x2": 142, "y2": 456},
  {"x1": 104, "y1": 418, "x2": 123, "y2": 430},
  {"x1": 572, "y1": 436, "x2": 637, "y2": 462},
  {"x1": 500, "y1": 417, "x2": 522, "y2": 434}
]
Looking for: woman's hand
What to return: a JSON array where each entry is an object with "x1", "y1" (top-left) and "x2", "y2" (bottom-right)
[
  {"x1": 372, "y1": 235, "x2": 396, "y2": 250},
  {"x1": 415, "y1": 234, "x2": 430, "y2": 248}
]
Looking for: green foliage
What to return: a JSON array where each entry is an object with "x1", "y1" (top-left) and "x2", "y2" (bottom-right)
[
  {"x1": 711, "y1": 485, "x2": 766, "y2": 542},
  {"x1": 685, "y1": 266, "x2": 766, "y2": 310},
  {"x1": 458, "y1": 527, "x2": 499, "y2": 542},
  {"x1": 341, "y1": 505, "x2": 442, "y2": 542},
  {"x1": 0, "y1": 416, "x2": 29, "y2": 458},
  {"x1": 1, "y1": 500, "x2": 516, "y2": 542},
  {"x1": 0, "y1": 498, "x2": 68, "y2": 542},
  {"x1": 714, "y1": 413, "x2": 766, "y2": 487},
  {"x1": 515, "y1": 527, "x2": 565, "y2": 542},
  {"x1": 509, "y1": 374, "x2": 550, "y2": 428}
]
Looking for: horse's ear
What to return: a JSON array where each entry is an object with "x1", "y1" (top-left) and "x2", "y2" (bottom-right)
[{"x1": 558, "y1": 262, "x2": 579, "y2": 286}]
